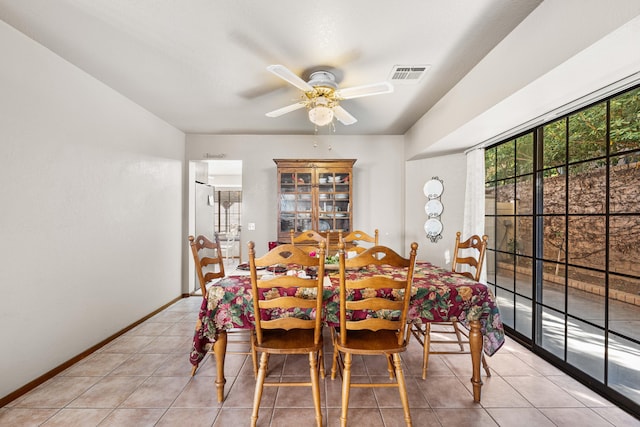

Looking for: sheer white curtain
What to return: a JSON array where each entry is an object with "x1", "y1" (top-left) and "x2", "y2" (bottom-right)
[{"x1": 463, "y1": 148, "x2": 486, "y2": 283}]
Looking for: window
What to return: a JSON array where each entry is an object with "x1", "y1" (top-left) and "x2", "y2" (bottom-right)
[
  {"x1": 215, "y1": 190, "x2": 242, "y2": 234},
  {"x1": 485, "y1": 86, "x2": 640, "y2": 415}
]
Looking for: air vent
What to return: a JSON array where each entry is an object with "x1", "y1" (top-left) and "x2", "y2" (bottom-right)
[{"x1": 389, "y1": 65, "x2": 431, "y2": 84}]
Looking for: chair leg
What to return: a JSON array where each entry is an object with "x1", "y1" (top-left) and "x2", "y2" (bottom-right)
[
  {"x1": 451, "y1": 321, "x2": 466, "y2": 351},
  {"x1": 250, "y1": 340, "x2": 258, "y2": 378},
  {"x1": 482, "y1": 353, "x2": 491, "y2": 377},
  {"x1": 386, "y1": 354, "x2": 395, "y2": 379},
  {"x1": 319, "y1": 348, "x2": 326, "y2": 379},
  {"x1": 331, "y1": 352, "x2": 338, "y2": 379},
  {"x1": 393, "y1": 353, "x2": 412, "y2": 427},
  {"x1": 309, "y1": 352, "x2": 322, "y2": 427},
  {"x1": 449, "y1": 322, "x2": 491, "y2": 376},
  {"x1": 251, "y1": 352, "x2": 268, "y2": 427},
  {"x1": 340, "y1": 352, "x2": 352, "y2": 427},
  {"x1": 419, "y1": 322, "x2": 490, "y2": 380},
  {"x1": 330, "y1": 329, "x2": 339, "y2": 379},
  {"x1": 422, "y1": 323, "x2": 431, "y2": 380}
]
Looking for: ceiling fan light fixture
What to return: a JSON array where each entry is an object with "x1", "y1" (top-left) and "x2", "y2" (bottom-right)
[
  {"x1": 307, "y1": 95, "x2": 335, "y2": 126},
  {"x1": 308, "y1": 104, "x2": 334, "y2": 126}
]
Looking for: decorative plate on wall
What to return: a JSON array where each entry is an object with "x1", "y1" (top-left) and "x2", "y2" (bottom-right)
[
  {"x1": 423, "y1": 178, "x2": 444, "y2": 199},
  {"x1": 424, "y1": 218, "x2": 443, "y2": 237},
  {"x1": 425, "y1": 199, "x2": 443, "y2": 217}
]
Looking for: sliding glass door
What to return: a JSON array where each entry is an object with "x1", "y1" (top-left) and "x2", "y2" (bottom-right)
[{"x1": 484, "y1": 85, "x2": 640, "y2": 416}]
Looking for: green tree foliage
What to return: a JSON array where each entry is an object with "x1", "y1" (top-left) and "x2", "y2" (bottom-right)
[
  {"x1": 487, "y1": 86, "x2": 640, "y2": 181},
  {"x1": 610, "y1": 87, "x2": 640, "y2": 155},
  {"x1": 486, "y1": 86, "x2": 640, "y2": 270}
]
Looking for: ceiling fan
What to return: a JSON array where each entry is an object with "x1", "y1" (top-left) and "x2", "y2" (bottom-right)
[{"x1": 265, "y1": 64, "x2": 393, "y2": 127}]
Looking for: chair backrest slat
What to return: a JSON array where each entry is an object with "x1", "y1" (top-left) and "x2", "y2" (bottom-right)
[
  {"x1": 189, "y1": 234, "x2": 226, "y2": 297},
  {"x1": 290, "y1": 229, "x2": 326, "y2": 245},
  {"x1": 451, "y1": 232, "x2": 488, "y2": 282},
  {"x1": 339, "y1": 229, "x2": 379, "y2": 254},
  {"x1": 338, "y1": 242, "x2": 418, "y2": 346},
  {"x1": 289, "y1": 229, "x2": 327, "y2": 255},
  {"x1": 248, "y1": 242, "x2": 326, "y2": 345}
]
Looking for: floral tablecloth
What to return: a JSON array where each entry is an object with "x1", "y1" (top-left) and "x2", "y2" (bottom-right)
[{"x1": 189, "y1": 261, "x2": 504, "y2": 366}]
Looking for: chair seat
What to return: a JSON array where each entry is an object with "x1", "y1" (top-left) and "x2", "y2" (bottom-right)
[
  {"x1": 334, "y1": 329, "x2": 406, "y2": 354},
  {"x1": 254, "y1": 328, "x2": 323, "y2": 354}
]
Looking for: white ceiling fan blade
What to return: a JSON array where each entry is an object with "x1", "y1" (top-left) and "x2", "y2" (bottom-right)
[
  {"x1": 266, "y1": 101, "x2": 307, "y2": 118},
  {"x1": 267, "y1": 65, "x2": 314, "y2": 92},
  {"x1": 333, "y1": 105, "x2": 357, "y2": 125},
  {"x1": 336, "y1": 81, "x2": 394, "y2": 100}
]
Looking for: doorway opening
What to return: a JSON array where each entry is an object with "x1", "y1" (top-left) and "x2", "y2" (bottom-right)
[
  {"x1": 207, "y1": 160, "x2": 243, "y2": 264},
  {"x1": 189, "y1": 159, "x2": 243, "y2": 293}
]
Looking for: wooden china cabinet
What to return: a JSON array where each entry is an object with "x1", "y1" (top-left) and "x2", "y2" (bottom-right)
[{"x1": 274, "y1": 159, "x2": 356, "y2": 245}]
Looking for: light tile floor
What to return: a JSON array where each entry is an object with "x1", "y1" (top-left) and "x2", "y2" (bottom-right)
[{"x1": 1, "y1": 296, "x2": 638, "y2": 426}]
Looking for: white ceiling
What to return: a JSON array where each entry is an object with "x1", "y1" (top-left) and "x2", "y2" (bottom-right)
[{"x1": 0, "y1": 0, "x2": 543, "y2": 136}]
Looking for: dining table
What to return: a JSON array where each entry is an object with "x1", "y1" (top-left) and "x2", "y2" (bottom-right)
[{"x1": 189, "y1": 261, "x2": 505, "y2": 403}]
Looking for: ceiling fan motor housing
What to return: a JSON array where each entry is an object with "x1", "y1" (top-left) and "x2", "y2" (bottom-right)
[{"x1": 307, "y1": 71, "x2": 338, "y2": 90}]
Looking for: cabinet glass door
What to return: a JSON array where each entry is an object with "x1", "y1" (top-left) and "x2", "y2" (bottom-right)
[
  {"x1": 279, "y1": 172, "x2": 313, "y2": 233},
  {"x1": 318, "y1": 172, "x2": 350, "y2": 233}
]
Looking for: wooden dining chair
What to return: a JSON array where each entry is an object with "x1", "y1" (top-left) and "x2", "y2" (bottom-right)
[
  {"x1": 190, "y1": 234, "x2": 225, "y2": 295},
  {"x1": 321, "y1": 229, "x2": 343, "y2": 256},
  {"x1": 339, "y1": 229, "x2": 379, "y2": 254},
  {"x1": 248, "y1": 241, "x2": 326, "y2": 427},
  {"x1": 331, "y1": 242, "x2": 418, "y2": 427},
  {"x1": 410, "y1": 231, "x2": 490, "y2": 379},
  {"x1": 290, "y1": 229, "x2": 326, "y2": 245},
  {"x1": 189, "y1": 234, "x2": 257, "y2": 377},
  {"x1": 290, "y1": 229, "x2": 327, "y2": 255}
]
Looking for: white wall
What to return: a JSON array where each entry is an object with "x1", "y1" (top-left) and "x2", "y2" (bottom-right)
[
  {"x1": 185, "y1": 134, "x2": 406, "y2": 282},
  {"x1": 0, "y1": 21, "x2": 185, "y2": 398}
]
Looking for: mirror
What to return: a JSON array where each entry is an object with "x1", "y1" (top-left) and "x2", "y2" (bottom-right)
[{"x1": 423, "y1": 178, "x2": 444, "y2": 199}]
